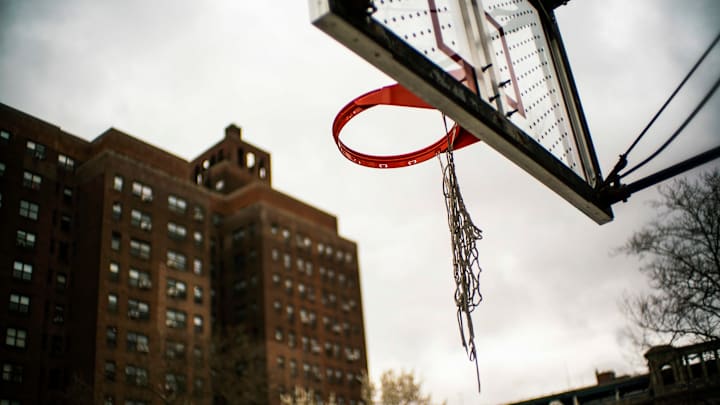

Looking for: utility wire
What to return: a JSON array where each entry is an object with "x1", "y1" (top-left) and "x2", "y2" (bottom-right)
[
  {"x1": 624, "y1": 31, "x2": 720, "y2": 157},
  {"x1": 603, "y1": 31, "x2": 720, "y2": 185},
  {"x1": 620, "y1": 74, "x2": 720, "y2": 179}
]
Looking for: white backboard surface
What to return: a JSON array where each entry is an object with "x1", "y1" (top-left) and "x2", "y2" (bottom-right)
[{"x1": 311, "y1": 0, "x2": 613, "y2": 223}]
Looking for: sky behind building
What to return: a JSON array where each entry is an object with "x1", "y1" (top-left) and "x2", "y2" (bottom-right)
[{"x1": 1, "y1": 1, "x2": 719, "y2": 403}]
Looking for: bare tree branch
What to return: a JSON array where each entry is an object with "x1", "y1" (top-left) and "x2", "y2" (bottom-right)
[
  {"x1": 361, "y1": 369, "x2": 446, "y2": 405},
  {"x1": 210, "y1": 325, "x2": 272, "y2": 404},
  {"x1": 621, "y1": 169, "x2": 720, "y2": 348}
]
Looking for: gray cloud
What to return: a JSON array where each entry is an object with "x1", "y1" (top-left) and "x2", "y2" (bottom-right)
[{"x1": 1, "y1": 0, "x2": 719, "y2": 403}]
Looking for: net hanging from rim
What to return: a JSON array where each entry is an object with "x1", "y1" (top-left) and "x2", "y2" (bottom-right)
[{"x1": 439, "y1": 115, "x2": 484, "y2": 393}]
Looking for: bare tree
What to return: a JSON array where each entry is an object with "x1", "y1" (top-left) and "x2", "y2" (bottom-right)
[
  {"x1": 64, "y1": 373, "x2": 95, "y2": 405},
  {"x1": 622, "y1": 169, "x2": 720, "y2": 347},
  {"x1": 359, "y1": 371, "x2": 375, "y2": 404},
  {"x1": 279, "y1": 386, "x2": 338, "y2": 405},
  {"x1": 210, "y1": 325, "x2": 272, "y2": 404},
  {"x1": 362, "y1": 369, "x2": 446, "y2": 405}
]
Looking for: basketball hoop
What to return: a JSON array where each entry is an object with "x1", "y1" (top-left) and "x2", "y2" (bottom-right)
[
  {"x1": 333, "y1": 84, "x2": 484, "y2": 391},
  {"x1": 332, "y1": 83, "x2": 479, "y2": 168}
]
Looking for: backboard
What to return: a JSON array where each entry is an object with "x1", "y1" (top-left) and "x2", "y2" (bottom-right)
[{"x1": 310, "y1": 0, "x2": 614, "y2": 224}]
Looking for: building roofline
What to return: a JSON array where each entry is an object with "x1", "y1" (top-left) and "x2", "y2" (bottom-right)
[
  {"x1": 215, "y1": 181, "x2": 339, "y2": 232},
  {"x1": 507, "y1": 374, "x2": 650, "y2": 405},
  {"x1": 0, "y1": 102, "x2": 91, "y2": 146}
]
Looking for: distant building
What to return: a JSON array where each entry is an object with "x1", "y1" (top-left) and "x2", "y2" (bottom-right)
[
  {"x1": 0, "y1": 103, "x2": 367, "y2": 404},
  {"x1": 506, "y1": 340, "x2": 720, "y2": 404}
]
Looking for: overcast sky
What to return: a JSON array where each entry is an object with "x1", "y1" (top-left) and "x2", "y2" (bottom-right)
[{"x1": 1, "y1": 0, "x2": 719, "y2": 403}]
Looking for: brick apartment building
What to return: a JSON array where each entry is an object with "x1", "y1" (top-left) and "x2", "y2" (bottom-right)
[{"x1": 0, "y1": 103, "x2": 367, "y2": 405}]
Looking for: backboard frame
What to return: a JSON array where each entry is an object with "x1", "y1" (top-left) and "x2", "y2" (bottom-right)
[{"x1": 310, "y1": 0, "x2": 613, "y2": 224}]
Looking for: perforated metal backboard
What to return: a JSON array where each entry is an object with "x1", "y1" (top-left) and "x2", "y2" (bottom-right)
[{"x1": 310, "y1": 0, "x2": 613, "y2": 224}]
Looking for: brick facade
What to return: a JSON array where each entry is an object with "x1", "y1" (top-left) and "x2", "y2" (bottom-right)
[{"x1": 0, "y1": 103, "x2": 367, "y2": 405}]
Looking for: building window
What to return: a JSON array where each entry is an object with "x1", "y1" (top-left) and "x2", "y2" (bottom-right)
[
  {"x1": 26, "y1": 140, "x2": 46, "y2": 159},
  {"x1": 0, "y1": 162, "x2": 5, "y2": 176},
  {"x1": 125, "y1": 365, "x2": 148, "y2": 386},
  {"x1": 167, "y1": 279, "x2": 187, "y2": 299},
  {"x1": 301, "y1": 336, "x2": 309, "y2": 353},
  {"x1": 22, "y1": 171, "x2": 42, "y2": 189},
  {"x1": 130, "y1": 239, "x2": 151, "y2": 260},
  {"x1": 5, "y1": 327, "x2": 27, "y2": 348},
  {"x1": 63, "y1": 187, "x2": 73, "y2": 203},
  {"x1": 166, "y1": 309, "x2": 186, "y2": 329},
  {"x1": 286, "y1": 305, "x2": 295, "y2": 322},
  {"x1": 8, "y1": 294, "x2": 30, "y2": 314},
  {"x1": 130, "y1": 209, "x2": 152, "y2": 231},
  {"x1": 232, "y1": 228, "x2": 246, "y2": 243},
  {"x1": 311, "y1": 338, "x2": 321, "y2": 355},
  {"x1": 106, "y1": 326, "x2": 117, "y2": 347},
  {"x1": 108, "y1": 294, "x2": 118, "y2": 313},
  {"x1": 283, "y1": 253, "x2": 292, "y2": 270},
  {"x1": 60, "y1": 214, "x2": 71, "y2": 232},
  {"x1": 57, "y1": 154, "x2": 75, "y2": 170},
  {"x1": 56, "y1": 273, "x2": 67, "y2": 290},
  {"x1": 2, "y1": 363, "x2": 23, "y2": 383},
  {"x1": 165, "y1": 340, "x2": 186, "y2": 359},
  {"x1": 53, "y1": 305, "x2": 65, "y2": 324},
  {"x1": 128, "y1": 299, "x2": 150, "y2": 320},
  {"x1": 113, "y1": 175, "x2": 123, "y2": 191},
  {"x1": 165, "y1": 373, "x2": 186, "y2": 394},
  {"x1": 193, "y1": 315, "x2": 203, "y2": 333},
  {"x1": 18, "y1": 200, "x2": 39, "y2": 220},
  {"x1": 131, "y1": 181, "x2": 153, "y2": 202},
  {"x1": 193, "y1": 258, "x2": 202, "y2": 275},
  {"x1": 12, "y1": 261, "x2": 33, "y2": 281},
  {"x1": 192, "y1": 206, "x2": 204, "y2": 221},
  {"x1": 127, "y1": 332, "x2": 149, "y2": 353},
  {"x1": 16, "y1": 230, "x2": 36, "y2": 248},
  {"x1": 111, "y1": 202, "x2": 122, "y2": 219},
  {"x1": 166, "y1": 250, "x2": 187, "y2": 271},
  {"x1": 193, "y1": 378, "x2": 204, "y2": 397},
  {"x1": 288, "y1": 332, "x2": 296, "y2": 348},
  {"x1": 109, "y1": 262, "x2": 120, "y2": 281},
  {"x1": 167, "y1": 222, "x2": 187, "y2": 240},
  {"x1": 289, "y1": 360, "x2": 297, "y2": 377},
  {"x1": 111, "y1": 232, "x2": 121, "y2": 251},
  {"x1": 193, "y1": 345, "x2": 203, "y2": 363},
  {"x1": 104, "y1": 361, "x2": 116, "y2": 381},
  {"x1": 0, "y1": 129, "x2": 10, "y2": 142},
  {"x1": 129, "y1": 268, "x2": 151, "y2": 289},
  {"x1": 193, "y1": 231, "x2": 203, "y2": 246},
  {"x1": 168, "y1": 195, "x2": 187, "y2": 214},
  {"x1": 274, "y1": 328, "x2": 283, "y2": 342},
  {"x1": 285, "y1": 279, "x2": 293, "y2": 294},
  {"x1": 193, "y1": 286, "x2": 203, "y2": 304}
]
